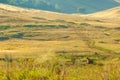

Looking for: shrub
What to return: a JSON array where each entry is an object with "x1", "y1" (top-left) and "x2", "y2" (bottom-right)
[
  {"x1": 57, "y1": 25, "x2": 69, "y2": 28},
  {"x1": 23, "y1": 24, "x2": 39, "y2": 28},
  {"x1": 11, "y1": 33, "x2": 24, "y2": 38},
  {"x1": 23, "y1": 24, "x2": 69, "y2": 29},
  {"x1": 114, "y1": 39, "x2": 120, "y2": 42},
  {"x1": 0, "y1": 36, "x2": 9, "y2": 41},
  {"x1": 80, "y1": 23, "x2": 91, "y2": 26},
  {"x1": 41, "y1": 25, "x2": 69, "y2": 28},
  {"x1": 98, "y1": 41, "x2": 106, "y2": 43},
  {"x1": 67, "y1": 21, "x2": 76, "y2": 24},
  {"x1": 95, "y1": 20, "x2": 102, "y2": 22},
  {"x1": 94, "y1": 26, "x2": 106, "y2": 28},
  {"x1": 0, "y1": 25, "x2": 11, "y2": 30},
  {"x1": 114, "y1": 27, "x2": 120, "y2": 30}
]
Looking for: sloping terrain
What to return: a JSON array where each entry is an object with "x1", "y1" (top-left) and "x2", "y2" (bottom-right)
[
  {"x1": 0, "y1": 0, "x2": 119, "y2": 14},
  {"x1": 0, "y1": 3, "x2": 120, "y2": 80},
  {"x1": 0, "y1": 3, "x2": 120, "y2": 56},
  {"x1": 0, "y1": 3, "x2": 85, "y2": 25},
  {"x1": 87, "y1": 6, "x2": 120, "y2": 19}
]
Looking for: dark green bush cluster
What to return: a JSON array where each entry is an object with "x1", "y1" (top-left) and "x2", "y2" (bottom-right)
[
  {"x1": 0, "y1": 32, "x2": 24, "y2": 41},
  {"x1": 0, "y1": 25, "x2": 11, "y2": 30},
  {"x1": 23, "y1": 24, "x2": 69, "y2": 29},
  {"x1": 57, "y1": 25, "x2": 69, "y2": 28},
  {"x1": 0, "y1": 36, "x2": 9, "y2": 41},
  {"x1": 23, "y1": 25, "x2": 39, "y2": 28},
  {"x1": 11, "y1": 33, "x2": 24, "y2": 38}
]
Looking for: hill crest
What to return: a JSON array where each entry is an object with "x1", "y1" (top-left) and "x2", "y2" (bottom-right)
[{"x1": 0, "y1": 0, "x2": 119, "y2": 14}]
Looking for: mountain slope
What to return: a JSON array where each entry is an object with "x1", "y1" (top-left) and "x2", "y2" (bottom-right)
[
  {"x1": 87, "y1": 6, "x2": 120, "y2": 19},
  {"x1": 0, "y1": 0, "x2": 119, "y2": 14},
  {"x1": 0, "y1": 3, "x2": 85, "y2": 25},
  {"x1": 0, "y1": 4, "x2": 120, "y2": 55},
  {"x1": 0, "y1": 3, "x2": 120, "y2": 25}
]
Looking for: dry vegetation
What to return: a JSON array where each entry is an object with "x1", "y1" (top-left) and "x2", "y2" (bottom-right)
[{"x1": 0, "y1": 4, "x2": 120, "y2": 80}]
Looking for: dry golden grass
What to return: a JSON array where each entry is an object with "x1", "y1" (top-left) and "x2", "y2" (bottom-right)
[
  {"x1": 0, "y1": 3, "x2": 120, "y2": 80},
  {"x1": 0, "y1": 39, "x2": 89, "y2": 57},
  {"x1": 87, "y1": 6, "x2": 120, "y2": 19},
  {"x1": 0, "y1": 3, "x2": 119, "y2": 27}
]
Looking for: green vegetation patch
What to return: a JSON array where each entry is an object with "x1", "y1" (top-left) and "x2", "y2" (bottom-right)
[
  {"x1": 57, "y1": 53, "x2": 106, "y2": 61},
  {"x1": 1, "y1": 31, "x2": 24, "y2": 39},
  {"x1": 11, "y1": 32, "x2": 24, "y2": 38},
  {"x1": 23, "y1": 24, "x2": 69, "y2": 29},
  {"x1": 0, "y1": 36, "x2": 9, "y2": 41},
  {"x1": 80, "y1": 23, "x2": 91, "y2": 26},
  {"x1": 0, "y1": 25, "x2": 11, "y2": 30}
]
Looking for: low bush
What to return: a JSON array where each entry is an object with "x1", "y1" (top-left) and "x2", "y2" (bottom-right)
[
  {"x1": 23, "y1": 24, "x2": 69, "y2": 29},
  {"x1": 94, "y1": 26, "x2": 106, "y2": 29},
  {"x1": 80, "y1": 23, "x2": 91, "y2": 26},
  {"x1": 0, "y1": 36, "x2": 9, "y2": 41},
  {"x1": 0, "y1": 25, "x2": 11, "y2": 30},
  {"x1": 114, "y1": 27, "x2": 120, "y2": 30},
  {"x1": 23, "y1": 24, "x2": 40, "y2": 28},
  {"x1": 11, "y1": 32, "x2": 24, "y2": 38}
]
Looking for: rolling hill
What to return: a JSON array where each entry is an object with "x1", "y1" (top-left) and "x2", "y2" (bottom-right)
[
  {"x1": 0, "y1": 3, "x2": 119, "y2": 26},
  {"x1": 0, "y1": 3, "x2": 82, "y2": 24},
  {"x1": 0, "y1": 0, "x2": 120, "y2": 14},
  {"x1": 0, "y1": 3, "x2": 120, "y2": 54},
  {"x1": 87, "y1": 6, "x2": 120, "y2": 19},
  {"x1": 0, "y1": 3, "x2": 120, "y2": 80}
]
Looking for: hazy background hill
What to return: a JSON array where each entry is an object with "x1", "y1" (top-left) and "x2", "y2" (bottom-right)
[{"x1": 0, "y1": 0, "x2": 119, "y2": 14}]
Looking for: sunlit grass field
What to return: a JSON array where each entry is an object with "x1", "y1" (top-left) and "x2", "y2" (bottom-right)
[
  {"x1": 0, "y1": 4, "x2": 120, "y2": 80},
  {"x1": 0, "y1": 21, "x2": 120, "y2": 80}
]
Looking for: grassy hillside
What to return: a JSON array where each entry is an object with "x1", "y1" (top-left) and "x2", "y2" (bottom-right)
[
  {"x1": 0, "y1": 4, "x2": 120, "y2": 80},
  {"x1": 87, "y1": 6, "x2": 120, "y2": 19}
]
